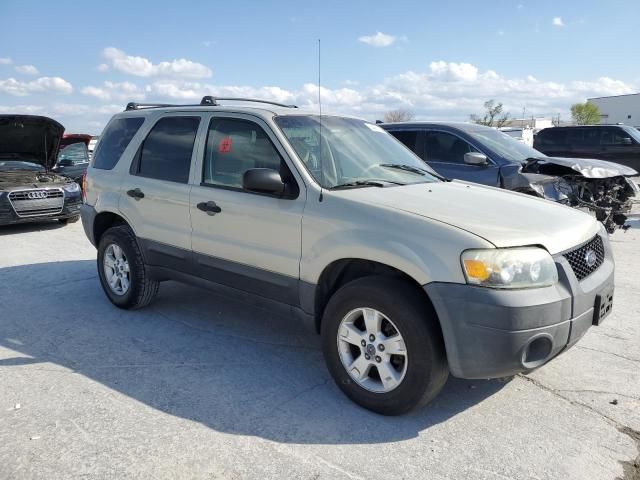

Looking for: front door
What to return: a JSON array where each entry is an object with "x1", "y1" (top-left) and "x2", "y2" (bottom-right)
[
  {"x1": 189, "y1": 114, "x2": 305, "y2": 305},
  {"x1": 424, "y1": 131, "x2": 500, "y2": 186}
]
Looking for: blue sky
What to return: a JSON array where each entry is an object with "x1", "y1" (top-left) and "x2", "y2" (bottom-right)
[{"x1": 1, "y1": 0, "x2": 639, "y2": 133}]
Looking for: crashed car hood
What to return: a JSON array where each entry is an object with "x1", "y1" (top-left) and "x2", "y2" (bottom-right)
[
  {"x1": 0, "y1": 115, "x2": 65, "y2": 169},
  {"x1": 338, "y1": 181, "x2": 600, "y2": 255},
  {"x1": 528, "y1": 156, "x2": 638, "y2": 178}
]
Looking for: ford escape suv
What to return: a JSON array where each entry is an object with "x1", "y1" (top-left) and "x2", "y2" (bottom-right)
[{"x1": 81, "y1": 97, "x2": 615, "y2": 415}]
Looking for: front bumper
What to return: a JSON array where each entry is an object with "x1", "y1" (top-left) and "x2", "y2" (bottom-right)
[
  {"x1": 0, "y1": 190, "x2": 82, "y2": 226},
  {"x1": 426, "y1": 233, "x2": 615, "y2": 379}
]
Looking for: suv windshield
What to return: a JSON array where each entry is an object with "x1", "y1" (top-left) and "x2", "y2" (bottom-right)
[
  {"x1": 466, "y1": 127, "x2": 546, "y2": 163},
  {"x1": 275, "y1": 115, "x2": 440, "y2": 188}
]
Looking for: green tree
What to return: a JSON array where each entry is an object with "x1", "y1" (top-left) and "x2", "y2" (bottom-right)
[
  {"x1": 570, "y1": 102, "x2": 600, "y2": 125},
  {"x1": 470, "y1": 100, "x2": 510, "y2": 127}
]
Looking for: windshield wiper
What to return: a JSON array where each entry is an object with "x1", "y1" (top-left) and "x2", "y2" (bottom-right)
[
  {"x1": 331, "y1": 180, "x2": 400, "y2": 190},
  {"x1": 378, "y1": 163, "x2": 428, "y2": 175},
  {"x1": 378, "y1": 163, "x2": 450, "y2": 182}
]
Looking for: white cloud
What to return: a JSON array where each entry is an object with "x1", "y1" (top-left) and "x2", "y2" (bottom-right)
[
  {"x1": 0, "y1": 57, "x2": 12, "y2": 65},
  {"x1": 96, "y1": 63, "x2": 109, "y2": 72},
  {"x1": 102, "y1": 47, "x2": 212, "y2": 79},
  {"x1": 429, "y1": 61, "x2": 478, "y2": 82},
  {"x1": 552, "y1": 17, "x2": 565, "y2": 27},
  {"x1": 15, "y1": 65, "x2": 39, "y2": 75},
  {"x1": 358, "y1": 32, "x2": 396, "y2": 47},
  {"x1": 81, "y1": 81, "x2": 145, "y2": 101},
  {"x1": 10, "y1": 59, "x2": 635, "y2": 135},
  {"x1": 0, "y1": 76, "x2": 73, "y2": 96}
]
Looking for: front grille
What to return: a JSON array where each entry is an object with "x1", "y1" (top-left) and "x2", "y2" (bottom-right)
[
  {"x1": 564, "y1": 235, "x2": 605, "y2": 281},
  {"x1": 8, "y1": 189, "x2": 64, "y2": 217}
]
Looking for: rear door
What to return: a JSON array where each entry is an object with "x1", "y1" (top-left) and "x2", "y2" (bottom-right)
[
  {"x1": 189, "y1": 113, "x2": 305, "y2": 305},
  {"x1": 423, "y1": 130, "x2": 500, "y2": 186},
  {"x1": 118, "y1": 114, "x2": 202, "y2": 271},
  {"x1": 535, "y1": 128, "x2": 570, "y2": 157}
]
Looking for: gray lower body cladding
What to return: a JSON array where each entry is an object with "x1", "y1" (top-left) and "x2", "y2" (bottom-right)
[{"x1": 426, "y1": 236, "x2": 615, "y2": 379}]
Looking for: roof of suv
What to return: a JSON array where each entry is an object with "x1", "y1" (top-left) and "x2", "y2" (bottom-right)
[
  {"x1": 381, "y1": 121, "x2": 493, "y2": 132},
  {"x1": 117, "y1": 96, "x2": 331, "y2": 121}
]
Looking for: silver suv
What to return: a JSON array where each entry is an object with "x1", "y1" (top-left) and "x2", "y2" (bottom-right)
[{"x1": 81, "y1": 97, "x2": 615, "y2": 415}]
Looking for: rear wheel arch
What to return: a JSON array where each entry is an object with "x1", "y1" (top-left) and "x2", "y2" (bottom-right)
[{"x1": 93, "y1": 211, "x2": 130, "y2": 245}]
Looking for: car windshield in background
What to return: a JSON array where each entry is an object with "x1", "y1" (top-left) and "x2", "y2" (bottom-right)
[
  {"x1": 0, "y1": 159, "x2": 44, "y2": 171},
  {"x1": 466, "y1": 127, "x2": 545, "y2": 163},
  {"x1": 275, "y1": 115, "x2": 440, "y2": 188},
  {"x1": 58, "y1": 143, "x2": 89, "y2": 164}
]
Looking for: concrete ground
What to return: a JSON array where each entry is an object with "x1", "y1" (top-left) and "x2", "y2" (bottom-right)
[{"x1": 0, "y1": 214, "x2": 638, "y2": 480}]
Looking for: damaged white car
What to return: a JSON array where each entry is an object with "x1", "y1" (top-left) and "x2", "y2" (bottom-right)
[{"x1": 382, "y1": 122, "x2": 639, "y2": 232}]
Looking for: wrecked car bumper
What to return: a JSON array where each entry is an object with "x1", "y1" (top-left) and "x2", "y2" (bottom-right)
[{"x1": 425, "y1": 231, "x2": 614, "y2": 379}]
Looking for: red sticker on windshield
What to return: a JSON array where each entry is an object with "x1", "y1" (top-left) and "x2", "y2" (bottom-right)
[{"x1": 218, "y1": 137, "x2": 232, "y2": 153}]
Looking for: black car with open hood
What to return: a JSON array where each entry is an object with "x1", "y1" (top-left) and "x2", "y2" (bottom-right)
[{"x1": 0, "y1": 115, "x2": 82, "y2": 226}]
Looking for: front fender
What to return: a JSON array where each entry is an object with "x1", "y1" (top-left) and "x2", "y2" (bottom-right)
[{"x1": 300, "y1": 195, "x2": 493, "y2": 286}]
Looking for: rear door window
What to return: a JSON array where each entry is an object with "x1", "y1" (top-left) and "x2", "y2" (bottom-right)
[
  {"x1": 92, "y1": 117, "x2": 145, "y2": 170},
  {"x1": 134, "y1": 116, "x2": 200, "y2": 183}
]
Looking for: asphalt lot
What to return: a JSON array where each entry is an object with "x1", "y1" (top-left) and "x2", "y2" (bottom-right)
[{"x1": 1, "y1": 213, "x2": 639, "y2": 480}]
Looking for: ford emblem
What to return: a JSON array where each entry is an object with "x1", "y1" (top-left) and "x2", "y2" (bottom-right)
[{"x1": 584, "y1": 249, "x2": 597, "y2": 268}]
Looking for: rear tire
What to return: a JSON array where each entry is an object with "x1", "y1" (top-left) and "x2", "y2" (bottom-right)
[
  {"x1": 321, "y1": 276, "x2": 449, "y2": 415},
  {"x1": 97, "y1": 225, "x2": 159, "y2": 309}
]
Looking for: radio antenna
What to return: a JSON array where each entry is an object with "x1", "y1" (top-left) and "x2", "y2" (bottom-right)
[{"x1": 318, "y1": 38, "x2": 324, "y2": 202}]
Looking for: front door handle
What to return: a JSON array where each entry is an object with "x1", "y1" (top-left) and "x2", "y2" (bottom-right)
[
  {"x1": 127, "y1": 188, "x2": 145, "y2": 200},
  {"x1": 197, "y1": 201, "x2": 222, "y2": 216}
]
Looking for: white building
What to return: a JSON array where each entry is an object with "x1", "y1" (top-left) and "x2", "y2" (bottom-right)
[
  {"x1": 588, "y1": 93, "x2": 640, "y2": 126},
  {"x1": 502, "y1": 117, "x2": 555, "y2": 132}
]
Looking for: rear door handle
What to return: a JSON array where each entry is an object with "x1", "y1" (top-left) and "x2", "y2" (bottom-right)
[
  {"x1": 127, "y1": 188, "x2": 145, "y2": 200},
  {"x1": 197, "y1": 201, "x2": 222, "y2": 216}
]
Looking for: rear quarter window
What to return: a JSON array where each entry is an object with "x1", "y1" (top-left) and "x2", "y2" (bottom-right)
[
  {"x1": 537, "y1": 128, "x2": 567, "y2": 146},
  {"x1": 92, "y1": 117, "x2": 145, "y2": 170}
]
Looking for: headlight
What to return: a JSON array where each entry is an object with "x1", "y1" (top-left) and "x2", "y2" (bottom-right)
[
  {"x1": 63, "y1": 182, "x2": 80, "y2": 193},
  {"x1": 461, "y1": 247, "x2": 558, "y2": 289},
  {"x1": 627, "y1": 178, "x2": 639, "y2": 194}
]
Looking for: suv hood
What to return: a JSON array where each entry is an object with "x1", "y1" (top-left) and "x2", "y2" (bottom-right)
[
  {"x1": 0, "y1": 115, "x2": 65, "y2": 169},
  {"x1": 338, "y1": 181, "x2": 600, "y2": 255},
  {"x1": 526, "y1": 156, "x2": 638, "y2": 178}
]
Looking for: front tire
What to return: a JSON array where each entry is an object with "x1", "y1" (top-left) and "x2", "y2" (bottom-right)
[
  {"x1": 97, "y1": 225, "x2": 159, "y2": 309},
  {"x1": 321, "y1": 276, "x2": 448, "y2": 415}
]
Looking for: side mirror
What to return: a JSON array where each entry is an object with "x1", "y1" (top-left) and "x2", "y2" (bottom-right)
[
  {"x1": 464, "y1": 152, "x2": 489, "y2": 166},
  {"x1": 242, "y1": 168, "x2": 285, "y2": 195},
  {"x1": 622, "y1": 137, "x2": 633, "y2": 145}
]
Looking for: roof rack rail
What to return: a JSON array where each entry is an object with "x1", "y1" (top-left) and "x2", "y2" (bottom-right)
[
  {"x1": 200, "y1": 96, "x2": 298, "y2": 108},
  {"x1": 125, "y1": 102, "x2": 180, "y2": 111}
]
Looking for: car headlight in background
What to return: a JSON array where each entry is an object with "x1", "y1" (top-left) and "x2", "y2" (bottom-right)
[
  {"x1": 63, "y1": 182, "x2": 80, "y2": 194},
  {"x1": 461, "y1": 247, "x2": 558, "y2": 289}
]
